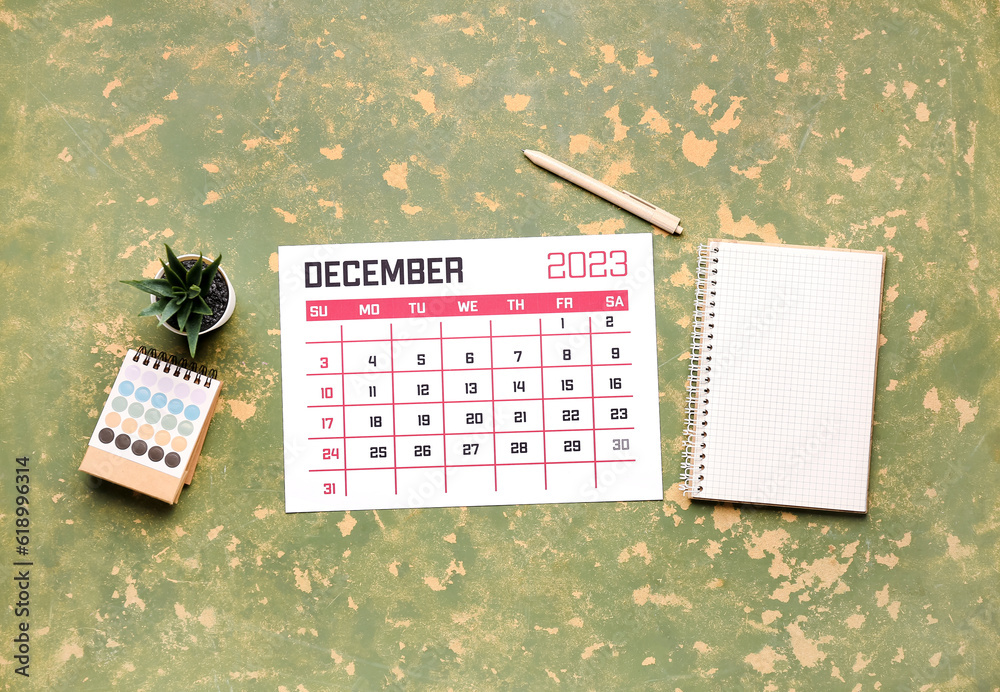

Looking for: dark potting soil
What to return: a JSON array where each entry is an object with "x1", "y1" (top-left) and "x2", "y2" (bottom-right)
[{"x1": 161, "y1": 259, "x2": 229, "y2": 332}]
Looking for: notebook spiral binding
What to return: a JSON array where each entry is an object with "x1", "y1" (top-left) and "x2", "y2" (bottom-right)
[
  {"x1": 680, "y1": 243, "x2": 719, "y2": 497},
  {"x1": 133, "y1": 346, "x2": 218, "y2": 387}
]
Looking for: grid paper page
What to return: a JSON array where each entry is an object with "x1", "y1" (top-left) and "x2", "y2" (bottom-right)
[{"x1": 696, "y1": 241, "x2": 884, "y2": 512}]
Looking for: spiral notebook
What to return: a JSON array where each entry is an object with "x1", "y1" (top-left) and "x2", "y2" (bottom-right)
[
  {"x1": 79, "y1": 348, "x2": 222, "y2": 504},
  {"x1": 681, "y1": 241, "x2": 885, "y2": 513}
]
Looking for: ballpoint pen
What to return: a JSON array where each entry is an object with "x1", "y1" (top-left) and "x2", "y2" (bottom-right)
[{"x1": 523, "y1": 149, "x2": 683, "y2": 235}]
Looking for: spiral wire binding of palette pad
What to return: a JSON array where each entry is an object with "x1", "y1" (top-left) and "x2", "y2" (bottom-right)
[
  {"x1": 680, "y1": 243, "x2": 718, "y2": 497},
  {"x1": 133, "y1": 346, "x2": 218, "y2": 387}
]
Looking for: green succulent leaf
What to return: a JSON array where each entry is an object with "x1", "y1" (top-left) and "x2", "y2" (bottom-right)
[
  {"x1": 175, "y1": 298, "x2": 195, "y2": 333},
  {"x1": 165, "y1": 244, "x2": 187, "y2": 280},
  {"x1": 121, "y1": 278, "x2": 175, "y2": 299},
  {"x1": 172, "y1": 286, "x2": 187, "y2": 298},
  {"x1": 187, "y1": 253, "x2": 204, "y2": 290},
  {"x1": 192, "y1": 296, "x2": 213, "y2": 315},
  {"x1": 160, "y1": 259, "x2": 185, "y2": 288},
  {"x1": 187, "y1": 284, "x2": 201, "y2": 299},
  {"x1": 186, "y1": 314, "x2": 203, "y2": 357},
  {"x1": 200, "y1": 254, "x2": 222, "y2": 294},
  {"x1": 158, "y1": 297, "x2": 184, "y2": 326},
  {"x1": 138, "y1": 299, "x2": 167, "y2": 318}
]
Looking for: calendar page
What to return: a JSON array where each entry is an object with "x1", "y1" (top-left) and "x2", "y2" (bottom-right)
[{"x1": 277, "y1": 234, "x2": 662, "y2": 512}]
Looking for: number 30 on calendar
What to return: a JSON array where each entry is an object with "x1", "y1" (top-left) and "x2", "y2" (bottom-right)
[{"x1": 547, "y1": 251, "x2": 627, "y2": 279}]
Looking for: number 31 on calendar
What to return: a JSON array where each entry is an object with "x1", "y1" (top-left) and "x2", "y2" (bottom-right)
[{"x1": 547, "y1": 251, "x2": 627, "y2": 279}]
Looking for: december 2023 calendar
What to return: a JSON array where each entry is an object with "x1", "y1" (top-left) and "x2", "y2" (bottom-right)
[{"x1": 277, "y1": 234, "x2": 662, "y2": 512}]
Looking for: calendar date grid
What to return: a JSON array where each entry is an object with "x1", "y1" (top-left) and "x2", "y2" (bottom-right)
[{"x1": 301, "y1": 315, "x2": 636, "y2": 497}]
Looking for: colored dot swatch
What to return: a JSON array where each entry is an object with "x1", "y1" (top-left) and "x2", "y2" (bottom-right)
[{"x1": 93, "y1": 350, "x2": 218, "y2": 483}]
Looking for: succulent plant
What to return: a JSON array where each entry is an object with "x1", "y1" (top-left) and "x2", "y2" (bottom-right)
[{"x1": 121, "y1": 244, "x2": 222, "y2": 357}]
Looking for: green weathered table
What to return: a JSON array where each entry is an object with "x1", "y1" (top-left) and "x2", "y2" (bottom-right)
[{"x1": 1, "y1": 1, "x2": 997, "y2": 689}]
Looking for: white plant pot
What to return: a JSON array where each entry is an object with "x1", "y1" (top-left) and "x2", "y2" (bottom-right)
[{"x1": 150, "y1": 254, "x2": 236, "y2": 337}]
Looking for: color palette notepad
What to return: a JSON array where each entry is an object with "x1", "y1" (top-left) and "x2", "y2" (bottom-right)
[
  {"x1": 681, "y1": 241, "x2": 885, "y2": 513},
  {"x1": 80, "y1": 348, "x2": 222, "y2": 503}
]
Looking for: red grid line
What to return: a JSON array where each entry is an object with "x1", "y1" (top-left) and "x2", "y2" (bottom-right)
[
  {"x1": 307, "y1": 394, "x2": 633, "y2": 408},
  {"x1": 539, "y1": 318, "x2": 548, "y2": 489},
  {"x1": 389, "y1": 324, "x2": 397, "y2": 494},
  {"x1": 306, "y1": 363, "x2": 632, "y2": 376},
  {"x1": 340, "y1": 326, "x2": 348, "y2": 496},
  {"x1": 589, "y1": 316, "x2": 598, "y2": 488},
  {"x1": 308, "y1": 458, "x2": 637, "y2": 473},
  {"x1": 307, "y1": 426, "x2": 634, "y2": 441},
  {"x1": 305, "y1": 330, "x2": 631, "y2": 345},
  {"x1": 439, "y1": 321, "x2": 448, "y2": 493},
  {"x1": 489, "y1": 320, "x2": 498, "y2": 491}
]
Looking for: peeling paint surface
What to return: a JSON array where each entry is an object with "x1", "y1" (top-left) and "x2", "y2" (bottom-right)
[{"x1": 0, "y1": 2, "x2": 997, "y2": 689}]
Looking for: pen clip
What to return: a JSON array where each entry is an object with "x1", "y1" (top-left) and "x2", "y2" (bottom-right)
[{"x1": 621, "y1": 190, "x2": 661, "y2": 211}]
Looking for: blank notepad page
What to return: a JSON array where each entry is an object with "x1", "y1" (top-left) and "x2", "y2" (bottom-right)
[{"x1": 688, "y1": 241, "x2": 884, "y2": 512}]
